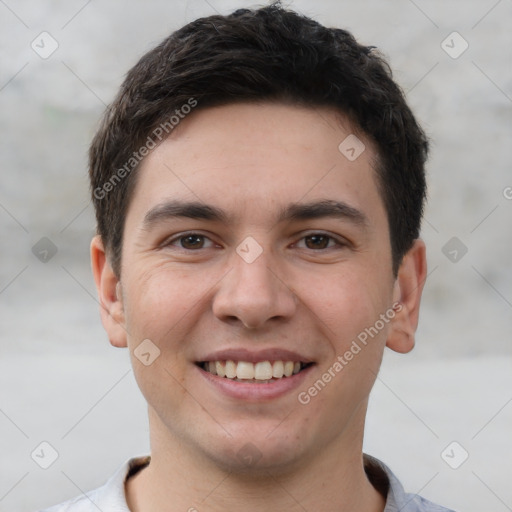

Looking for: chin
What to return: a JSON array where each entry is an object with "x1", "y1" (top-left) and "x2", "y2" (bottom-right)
[{"x1": 199, "y1": 428, "x2": 310, "y2": 476}]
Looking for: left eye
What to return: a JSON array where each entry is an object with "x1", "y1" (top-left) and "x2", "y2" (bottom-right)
[{"x1": 296, "y1": 234, "x2": 341, "y2": 250}]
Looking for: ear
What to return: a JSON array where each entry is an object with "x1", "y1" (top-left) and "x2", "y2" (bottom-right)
[
  {"x1": 386, "y1": 239, "x2": 427, "y2": 354},
  {"x1": 90, "y1": 235, "x2": 128, "y2": 348}
]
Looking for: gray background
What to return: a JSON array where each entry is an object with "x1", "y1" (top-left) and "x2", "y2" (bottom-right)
[{"x1": 0, "y1": 0, "x2": 511, "y2": 511}]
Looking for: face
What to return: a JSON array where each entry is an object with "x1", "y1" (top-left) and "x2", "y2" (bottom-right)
[{"x1": 93, "y1": 102, "x2": 425, "y2": 474}]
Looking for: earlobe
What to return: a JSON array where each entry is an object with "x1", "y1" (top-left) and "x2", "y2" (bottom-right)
[
  {"x1": 386, "y1": 239, "x2": 427, "y2": 354},
  {"x1": 90, "y1": 235, "x2": 128, "y2": 348}
]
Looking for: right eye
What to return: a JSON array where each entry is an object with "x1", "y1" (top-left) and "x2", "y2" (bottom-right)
[{"x1": 164, "y1": 232, "x2": 217, "y2": 250}]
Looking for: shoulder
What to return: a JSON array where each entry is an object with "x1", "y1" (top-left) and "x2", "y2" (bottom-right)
[
  {"x1": 38, "y1": 494, "x2": 96, "y2": 512},
  {"x1": 397, "y1": 493, "x2": 457, "y2": 512},
  {"x1": 364, "y1": 454, "x2": 456, "y2": 512},
  {"x1": 37, "y1": 456, "x2": 150, "y2": 512}
]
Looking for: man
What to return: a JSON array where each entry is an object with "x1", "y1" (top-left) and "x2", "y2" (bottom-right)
[{"x1": 41, "y1": 3, "x2": 454, "y2": 511}]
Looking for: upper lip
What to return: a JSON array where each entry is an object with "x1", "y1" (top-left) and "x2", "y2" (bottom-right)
[{"x1": 197, "y1": 348, "x2": 315, "y2": 364}]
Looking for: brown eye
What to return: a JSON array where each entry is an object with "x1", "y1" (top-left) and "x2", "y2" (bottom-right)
[
  {"x1": 180, "y1": 234, "x2": 205, "y2": 249},
  {"x1": 304, "y1": 234, "x2": 332, "y2": 249},
  {"x1": 164, "y1": 232, "x2": 217, "y2": 251}
]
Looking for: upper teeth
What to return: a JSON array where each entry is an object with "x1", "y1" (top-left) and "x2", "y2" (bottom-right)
[{"x1": 205, "y1": 360, "x2": 303, "y2": 380}]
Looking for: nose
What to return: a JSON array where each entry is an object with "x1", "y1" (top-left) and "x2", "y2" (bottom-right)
[{"x1": 212, "y1": 248, "x2": 297, "y2": 330}]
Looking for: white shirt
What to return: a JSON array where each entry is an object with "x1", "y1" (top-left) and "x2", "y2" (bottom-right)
[{"x1": 38, "y1": 454, "x2": 455, "y2": 511}]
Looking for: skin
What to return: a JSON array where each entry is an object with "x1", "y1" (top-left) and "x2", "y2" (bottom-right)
[{"x1": 91, "y1": 103, "x2": 427, "y2": 512}]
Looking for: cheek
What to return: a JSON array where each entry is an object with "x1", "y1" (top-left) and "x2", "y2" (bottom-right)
[
  {"x1": 296, "y1": 265, "x2": 392, "y2": 346},
  {"x1": 122, "y1": 264, "x2": 203, "y2": 343},
  {"x1": 122, "y1": 267, "x2": 195, "y2": 416},
  {"x1": 312, "y1": 271, "x2": 392, "y2": 409}
]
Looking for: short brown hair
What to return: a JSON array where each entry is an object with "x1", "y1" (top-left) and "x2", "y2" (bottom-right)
[{"x1": 89, "y1": 2, "x2": 429, "y2": 277}]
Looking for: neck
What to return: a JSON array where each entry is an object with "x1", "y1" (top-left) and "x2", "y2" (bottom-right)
[{"x1": 126, "y1": 407, "x2": 385, "y2": 512}]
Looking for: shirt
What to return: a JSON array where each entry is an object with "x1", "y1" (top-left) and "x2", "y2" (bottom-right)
[{"x1": 38, "y1": 454, "x2": 455, "y2": 511}]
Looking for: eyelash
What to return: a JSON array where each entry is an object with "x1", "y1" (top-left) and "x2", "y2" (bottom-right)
[
  {"x1": 165, "y1": 232, "x2": 218, "y2": 250},
  {"x1": 163, "y1": 231, "x2": 347, "y2": 251}
]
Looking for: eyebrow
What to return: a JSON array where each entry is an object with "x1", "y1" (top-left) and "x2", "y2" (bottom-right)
[
  {"x1": 143, "y1": 200, "x2": 229, "y2": 228},
  {"x1": 277, "y1": 199, "x2": 368, "y2": 227},
  {"x1": 142, "y1": 199, "x2": 368, "y2": 229}
]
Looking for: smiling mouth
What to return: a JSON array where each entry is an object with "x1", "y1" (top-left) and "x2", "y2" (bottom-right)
[{"x1": 197, "y1": 360, "x2": 314, "y2": 383}]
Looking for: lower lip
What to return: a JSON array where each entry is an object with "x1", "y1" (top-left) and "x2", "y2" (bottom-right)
[{"x1": 196, "y1": 364, "x2": 314, "y2": 401}]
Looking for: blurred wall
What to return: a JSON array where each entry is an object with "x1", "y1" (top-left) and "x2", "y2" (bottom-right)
[{"x1": 1, "y1": 1, "x2": 511, "y2": 511}]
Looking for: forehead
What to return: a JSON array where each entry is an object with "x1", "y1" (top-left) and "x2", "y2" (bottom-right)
[{"x1": 127, "y1": 102, "x2": 385, "y2": 227}]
